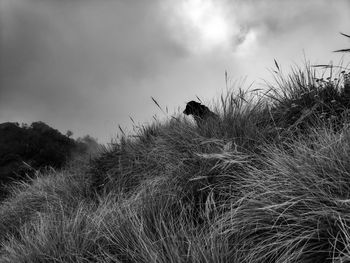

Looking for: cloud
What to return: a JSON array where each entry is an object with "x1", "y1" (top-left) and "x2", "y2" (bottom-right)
[
  {"x1": 160, "y1": 0, "x2": 244, "y2": 54},
  {"x1": 159, "y1": 0, "x2": 350, "y2": 57},
  {"x1": 0, "y1": 0, "x2": 189, "y2": 141},
  {"x1": 1, "y1": 0, "x2": 186, "y2": 92},
  {"x1": 1, "y1": 0, "x2": 349, "y2": 142},
  {"x1": 226, "y1": 0, "x2": 350, "y2": 41}
]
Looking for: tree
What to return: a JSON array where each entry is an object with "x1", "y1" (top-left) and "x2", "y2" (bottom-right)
[{"x1": 66, "y1": 130, "x2": 73, "y2": 138}]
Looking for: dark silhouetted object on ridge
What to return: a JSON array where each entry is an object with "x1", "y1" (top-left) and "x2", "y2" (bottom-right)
[{"x1": 183, "y1": 101, "x2": 219, "y2": 126}]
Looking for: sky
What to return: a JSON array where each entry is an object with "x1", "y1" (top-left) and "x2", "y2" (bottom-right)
[{"x1": 1, "y1": 0, "x2": 350, "y2": 144}]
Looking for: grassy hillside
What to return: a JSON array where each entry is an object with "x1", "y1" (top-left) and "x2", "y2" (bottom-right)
[{"x1": 1, "y1": 64, "x2": 350, "y2": 263}]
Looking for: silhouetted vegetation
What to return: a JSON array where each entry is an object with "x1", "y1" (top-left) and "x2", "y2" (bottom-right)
[
  {"x1": 0, "y1": 121, "x2": 99, "y2": 199},
  {"x1": 267, "y1": 62, "x2": 350, "y2": 134},
  {"x1": 334, "y1": 32, "x2": 350, "y2": 53}
]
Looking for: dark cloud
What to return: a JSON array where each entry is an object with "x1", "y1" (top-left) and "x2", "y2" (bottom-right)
[
  {"x1": 228, "y1": 0, "x2": 350, "y2": 41},
  {"x1": 0, "y1": 0, "x2": 188, "y2": 141},
  {"x1": 1, "y1": 0, "x2": 186, "y2": 91}
]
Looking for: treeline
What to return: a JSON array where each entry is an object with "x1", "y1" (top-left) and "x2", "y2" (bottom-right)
[{"x1": 0, "y1": 121, "x2": 99, "y2": 198}]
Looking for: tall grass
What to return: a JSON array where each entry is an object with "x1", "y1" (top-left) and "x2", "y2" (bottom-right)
[{"x1": 1, "y1": 63, "x2": 350, "y2": 262}]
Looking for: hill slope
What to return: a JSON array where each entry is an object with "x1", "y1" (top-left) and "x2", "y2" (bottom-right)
[
  {"x1": 1, "y1": 65, "x2": 350, "y2": 262},
  {"x1": 0, "y1": 122, "x2": 100, "y2": 200}
]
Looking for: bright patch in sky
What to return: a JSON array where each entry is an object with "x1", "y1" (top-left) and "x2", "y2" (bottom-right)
[
  {"x1": 163, "y1": 0, "x2": 236, "y2": 53},
  {"x1": 181, "y1": 0, "x2": 229, "y2": 46}
]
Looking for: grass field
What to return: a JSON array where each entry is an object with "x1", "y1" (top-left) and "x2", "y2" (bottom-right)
[{"x1": 1, "y1": 63, "x2": 350, "y2": 262}]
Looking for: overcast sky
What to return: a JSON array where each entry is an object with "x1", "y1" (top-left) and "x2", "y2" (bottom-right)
[{"x1": 1, "y1": 0, "x2": 349, "y2": 143}]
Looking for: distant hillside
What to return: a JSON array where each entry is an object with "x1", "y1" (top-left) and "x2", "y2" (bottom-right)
[
  {"x1": 0, "y1": 121, "x2": 99, "y2": 199},
  {"x1": 1, "y1": 64, "x2": 350, "y2": 262}
]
